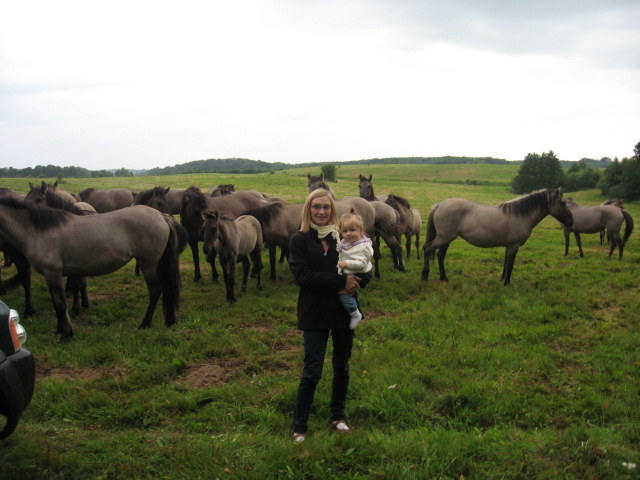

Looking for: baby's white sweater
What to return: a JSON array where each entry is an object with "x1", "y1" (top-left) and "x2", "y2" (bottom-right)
[{"x1": 337, "y1": 240, "x2": 374, "y2": 275}]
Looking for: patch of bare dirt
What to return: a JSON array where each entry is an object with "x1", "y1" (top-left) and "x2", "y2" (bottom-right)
[{"x1": 182, "y1": 359, "x2": 245, "y2": 389}]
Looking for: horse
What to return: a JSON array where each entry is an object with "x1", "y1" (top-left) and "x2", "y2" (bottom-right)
[
  {"x1": 0, "y1": 196, "x2": 187, "y2": 340},
  {"x1": 210, "y1": 184, "x2": 236, "y2": 197},
  {"x1": 306, "y1": 174, "x2": 400, "y2": 277},
  {"x1": 422, "y1": 188, "x2": 573, "y2": 285},
  {"x1": 134, "y1": 187, "x2": 173, "y2": 214},
  {"x1": 79, "y1": 187, "x2": 135, "y2": 213},
  {"x1": 28, "y1": 181, "x2": 79, "y2": 204},
  {"x1": 201, "y1": 210, "x2": 263, "y2": 303},
  {"x1": 180, "y1": 186, "x2": 268, "y2": 282},
  {"x1": 599, "y1": 199, "x2": 625, "y2": 244},
  {"x1": 358, "y1": 174, "x2": 418, "y2": 259},
  {"x1": 25, "y1": 183, "x2": 97, "y2": 316},
  {"x1": 0, "y1": 189, "x2": 34, "y2": 318},
  {"x1": 563, "y1": 198, "x2": 633, "y2": 258}
]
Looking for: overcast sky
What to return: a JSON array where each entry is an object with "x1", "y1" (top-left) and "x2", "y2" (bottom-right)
[{"x1": 2, "y1": 0, "x2": 639, "y2": 171}]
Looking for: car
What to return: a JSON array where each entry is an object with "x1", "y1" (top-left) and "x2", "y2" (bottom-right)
[{"x1": 0, "y1": 299, "x2": 35, "y2": 439}]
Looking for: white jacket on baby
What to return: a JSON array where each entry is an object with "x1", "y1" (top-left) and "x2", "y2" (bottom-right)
[{"x1": 337, "y1": 237, "x2": 374, "y2": 275}]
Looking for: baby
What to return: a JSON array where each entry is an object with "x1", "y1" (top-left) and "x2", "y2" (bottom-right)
[{"x1": 337, "y1": 212, "x2": 374, "y2": 329}]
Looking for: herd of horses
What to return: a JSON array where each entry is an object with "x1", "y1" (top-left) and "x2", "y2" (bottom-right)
[{"x1": 0, "y1": 175, "x2": 634, "y2": 340}]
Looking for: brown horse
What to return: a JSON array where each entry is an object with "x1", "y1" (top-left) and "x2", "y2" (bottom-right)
[
  {"x1": 79, "y1": 187, "x2": 135, "y2": 213},
  {"x1": 563, "y1": 198, "x2": 633, "y2": 258},
  {"x1": 180, "y1": 186, "x2": 267, "y2": 282},
  {"x1": 210, "y1": 184, "x2": 236, "y2": 197},
  {"x1": 202, "y1": 210, "x2": 263, "y2": 302},
  {"x1": 0, "y1": 197, "x2": 187, "y2": 340},
  {"x1": 599, "y1": 199, "x2": 625, "y2": 244},
  {"x1": 306, "y1": 174, "x2": 401, "y2": 277},
  {"x1": 422, "y1": 188, "x2": 573, "y2": 285},
  {"x1": 134, "y1": 187, "x2": 173, "y2": 214}
]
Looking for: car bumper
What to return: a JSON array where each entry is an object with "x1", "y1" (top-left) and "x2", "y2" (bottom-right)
[{"x1": 0, "y1": 348, "x2": 35, "y2": 439}]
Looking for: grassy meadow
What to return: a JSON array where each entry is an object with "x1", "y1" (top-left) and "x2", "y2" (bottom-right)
[{"x1": 0, "y1": 164, "x2": 638, "y2": 479}]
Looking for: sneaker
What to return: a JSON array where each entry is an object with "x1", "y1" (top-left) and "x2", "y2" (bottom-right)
[
  {"x1": 349, "y1": 310, "x2": 362, "y2": 330},
  {"x1": 331, "y1": 420, "x2": 352, "y2": 433},
  {"x1": 292, "y1": 433, "x2": 306, "y2": 443}
]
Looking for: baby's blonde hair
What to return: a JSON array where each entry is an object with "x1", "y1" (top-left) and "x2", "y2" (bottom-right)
[{"x1": 339, "y1": 211, "x2": 365, "y2": 231}]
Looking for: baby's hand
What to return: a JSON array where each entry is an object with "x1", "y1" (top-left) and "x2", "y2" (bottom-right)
[{"x1": 338, "y1": 261, "x2": 347, "y2": 269}]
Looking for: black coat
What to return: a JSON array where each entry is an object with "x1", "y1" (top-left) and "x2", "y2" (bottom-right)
[{"x1": 289, "y1": 229, "x2": 371, "y2": 330}]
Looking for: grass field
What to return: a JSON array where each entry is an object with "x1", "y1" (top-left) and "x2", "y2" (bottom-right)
[{"x1": 1, "y1": 164, "x2": 638, "y2": 479}]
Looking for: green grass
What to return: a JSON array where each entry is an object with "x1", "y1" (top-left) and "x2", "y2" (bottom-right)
[{"x1": 1, "y1": 164, "x2": 638, "y2": 479}]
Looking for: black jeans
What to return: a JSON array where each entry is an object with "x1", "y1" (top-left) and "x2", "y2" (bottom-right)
[{"x1": 292, "y1": 328, "x2": 354, "y2": 434}]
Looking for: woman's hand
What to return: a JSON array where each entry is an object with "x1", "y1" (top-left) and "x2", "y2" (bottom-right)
[{"x1": 339, "y1": 275, "x2": 361, "y2": 294}]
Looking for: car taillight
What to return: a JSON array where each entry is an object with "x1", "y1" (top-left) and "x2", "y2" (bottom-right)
[{"x1": 8, "y1": 309, "x2": 26, "y2": 350}]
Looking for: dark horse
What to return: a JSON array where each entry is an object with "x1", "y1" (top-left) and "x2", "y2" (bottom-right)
[
  {"x1": 134, "y1": 187, "x2": 173, "y2": 214},
  {"x1": 202, "y1": 210, "x2": 264, "y2": 302},
  {"x1": 180, "y1": 186, "x2": 267, "y2": 282},
  {"x1": 422, "y1": 188, "x2": 573, "y2": 285},
  {"x1": 0, "y1": 196, "x2": 187, "y2": 340}
]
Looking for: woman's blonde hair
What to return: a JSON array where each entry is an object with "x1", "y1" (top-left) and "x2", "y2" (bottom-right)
[
  {"x1": 300, "y1": 189, "x2": 339, "y2": 232},
  {"x1": 339, "y1": 211, "x2": 365, "y2": 231}
]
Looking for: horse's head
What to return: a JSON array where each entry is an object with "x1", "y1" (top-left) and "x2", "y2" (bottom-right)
[
  {"x1": 149, "y1": 187, "x2": 171, "y2": 214},
  {"x1": 307, "y1": 173, "x2": 326, "y2": 193},
  {"x1": 358, "y1": 174, "x2": 374, "y2": 200},
  {"x1": 201, "y1": 209, "x2": 221, "y2": 256},
  {"x1": 549, "y1": 188, "x2": 573, "y2": 227},
  {"x1": 25, "y1": 181, "x2": 48, "y2": 205}
]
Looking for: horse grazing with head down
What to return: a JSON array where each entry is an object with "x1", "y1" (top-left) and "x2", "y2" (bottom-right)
[
  {"x1": 202, "y1": 210, "x2": 263, "y2": 303},
  {"x1": 0, "y1": 196, "x2": 187, "y2": 340},
  {"x1": 79, "y1": 187, "x2": 135, "y2": 213},
  {"x1": 422, "y1": 188, "x2": 573, "y2": 285},
  {"x1": 563, "y1": 198, "x2": 633, "y2": 258}
]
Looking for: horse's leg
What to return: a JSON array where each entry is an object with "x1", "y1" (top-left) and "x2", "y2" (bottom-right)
[
  {"x1": 241, "y1": 256, "x2": 250, "y2": 293},
  {"x1": 405, "y1": 233, "x2": 411, "y2": 259},
  {"x1": 436, "y1": 243, "x2": 449, "y2": 282},
  {"x1": 68, "y1": 276, "x2": 81, "y2": 317},
  {"x1": 138, "y1": 266, "x2": 162, "y2": 329},
  {"x1": 80, "y1": 276, "x2": 89, "y2": 310},
  {"x1": 189, "y1": 237, "x2": 201, "y2": 282},
  {"x1": 279, "y1": 247, "x2": 288, "y2": 264},
  {"x1": 222, "y1": 256, "x2": 236, "y2": 303},
  {"x1": 563, "y1": 228, "x2": 570, "y2": 256},
  {"x1": 44, "y1": 273, "x2": 74, "y2": 340},
  {"x1": 268, "y1": 244, "x2": 277, "y2": 280},
  {"x1": 381, "y1": 232, "x2": 405, "y2": 272},
  {"x1": 415, "y1": 231, "x2": 421, "y2": 260},
  {"x1": 208, "y1": 250, "x2": 219, "y2": 283},
  {"x1": 502, "y1": 245, "x2": 520, "y2": 286},
  {"x1": 607, "y1": 230, "x2": 620, "y2": 258},
  {"x1": 574, "y1": 232, "x2": 584, "y2": 258},
  {"x1": 251, "y1": 248, "x2": 263, "y2": 292},
  {"x1": 13, "y1": 252, "x2": 35, "y2": 317},
  {"x1": 134, "y1": 260, "x2": 140, "y2": 276}
]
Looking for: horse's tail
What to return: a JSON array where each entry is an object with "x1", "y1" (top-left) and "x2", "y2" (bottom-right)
[
  {"x1": 158, "y1": 214, "x2": 188, "y2": 325},
  {"x1": 622, "y1": 209, "x2": 634, "y2": 244},
  {"x1": 426, "y1": 203, "x2": 439, "y2": 261}
]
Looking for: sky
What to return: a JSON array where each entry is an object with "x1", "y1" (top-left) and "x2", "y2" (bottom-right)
[{"x1": 1, "y1": 0, "x2": 639, "y2": 171}]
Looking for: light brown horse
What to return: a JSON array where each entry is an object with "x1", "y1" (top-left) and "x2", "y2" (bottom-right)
[
  {"x1": 0, "y1": 197, "x2": 187, "y2": 340},
  {"x1": 79, "y1": 187, "x2": 135, "y2": 213},
  {"x1": 422, "y1": 188, "x2": 573, "y2": 285},
  {"x1": 563, "y1": 198, "x2": 633, "y2": 258},
  {"x1": 201, "y1": 210, "x2": 263, "y2": 303}
]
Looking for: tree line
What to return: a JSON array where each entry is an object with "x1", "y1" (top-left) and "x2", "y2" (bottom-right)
[
  {"x1": 0, "y1": 165, "x2": 133, "y2": 179},
  {"x1": 511, "y1": 141, "x2": 640, "y2": 201}
]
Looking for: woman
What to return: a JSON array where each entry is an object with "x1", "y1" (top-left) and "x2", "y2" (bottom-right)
[{"x1": 289, "y1": 189, "x2": 370, "y2": 443}]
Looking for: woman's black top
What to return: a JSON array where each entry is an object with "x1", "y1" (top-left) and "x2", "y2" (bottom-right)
[{"x1": 289, "y1": 229, "x2": 370, "y2": 330}]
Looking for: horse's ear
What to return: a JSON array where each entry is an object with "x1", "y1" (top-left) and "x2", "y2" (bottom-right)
[
  {"x1": 164, "y1": 187, "x2": 170, "y2": 194},
  {"x1": 319, "y1": 173, "x2": 324, "y2": 181},
  {"x1": 307, "y1": 173, "x2": 312, "y2": 179},
  {"x1": 29, "y1": 182, "x2": 34, "y2": 190},
  {"x1": 358, "y1": 174, "x2": 365, "y2": 181},
  {"x1": 53, "y1": 180, "x2": 59, "y2": 188},
  {"x1": 368, "y1": 175, "x2": 372, "y2": 182},
  {"x1": 350, "y1": 208, "x2": 357, "y2": 214},
  {"x1": 554, "y1": 187, "x2": 563, "y2": 198},
  {"x1": 40, "y1": 181, "x2": 47, "y2": 192}
]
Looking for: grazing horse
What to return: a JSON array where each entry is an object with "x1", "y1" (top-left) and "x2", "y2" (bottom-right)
[
  {"x1": 358, "y1": 174, "x2": 418, "y2": 259},
  {"x1": 306, "y1": 174, "x2": 400, "y2": 277},
  {"x1": 0, "y1": 197, "x2": 187, "y2": 340},
  {"x1": 422, "y1": 188, "x2": 573, "y2": 285},
  {"x1": 563, "y1": 198, "x2": 633, "y2": 258},
  {"x1": 201, "y1": 210, "x2": 263, "y2": 303},
  {"x1": 79, "y1": 187, "x2": 135, "y2": 213},
  {"x1": 180, "y1": 186, "x2": 267, "y2": 282}
]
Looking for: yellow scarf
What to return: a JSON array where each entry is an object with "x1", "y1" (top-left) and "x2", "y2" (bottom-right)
[{"x1": 310, "y1": 223, "x2": 340, "y2": 242}]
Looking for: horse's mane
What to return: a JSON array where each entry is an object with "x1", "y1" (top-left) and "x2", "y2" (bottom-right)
[
  {"x1": 183, "y1": 186, "x2": 207, "y2": 211},
  {"x1": 0, "y1": 195, "x2": 72, "y2": 230},
  {"x1": 241, "y1": 202, "x2": 284, "y2": 225},
  {"x1": 134, "y1": 187, "x2": 167, "y2": 205},
  {"x1": 499, "y1": 189, "x2": 553, "y2": 217},
  {"x1": 385, "y1": 194, "x2": 412, "y2": 210},
  {"x1": 78, "y1": 187, "x2": 95, "y2": 201},
  {"x1": 43, "y1": 189, "x2": 84, "y2": 215}
]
